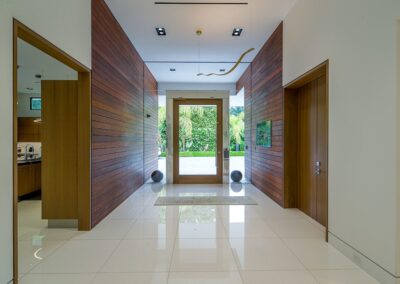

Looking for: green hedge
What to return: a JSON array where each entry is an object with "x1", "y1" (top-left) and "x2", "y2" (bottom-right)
[{"x1": 159, "y1": 151, "x2": 245, "y2": 158}]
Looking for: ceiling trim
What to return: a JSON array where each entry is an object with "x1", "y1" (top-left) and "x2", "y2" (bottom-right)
[{"x1": 154, "y1": 2, "x2": 248, "y2": 5}]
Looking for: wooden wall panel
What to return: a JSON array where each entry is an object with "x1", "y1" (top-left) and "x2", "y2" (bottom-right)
[
  {"x1": 236, "y1": 23, "x2": 284, "y2": 206},
  {"x1": 92, "y1": 0, "x2": 157, "y2": 226},
  {"x1": 236, "y1": 66, "x2": 252, "y2": 181},
  {"x1": 41, "y1": 80, "x2": 78, "y2": 219},
  {"x1": 143, "y1": 65, "x2": 159, "y2": 181}
]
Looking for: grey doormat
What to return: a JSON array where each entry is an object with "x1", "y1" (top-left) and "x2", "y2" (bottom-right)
[{"x1": 154, "y1": 196, "x2": 257, "y2": 206}]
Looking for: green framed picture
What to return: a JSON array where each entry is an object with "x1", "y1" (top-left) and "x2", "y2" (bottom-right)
[
  {"x1": 256, "y1": 120, "x2": 272, "y2": 148},
  {"x1": 30, "y1": 97, "x2": 42, "y2": 110}
]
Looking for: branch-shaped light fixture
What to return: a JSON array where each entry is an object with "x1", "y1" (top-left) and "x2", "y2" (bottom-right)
[{"x1": 197, "y1": 47, "x2": 255, "y2": 77}]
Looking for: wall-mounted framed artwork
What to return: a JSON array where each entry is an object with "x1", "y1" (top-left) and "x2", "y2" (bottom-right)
[
  {"x1": 30, "y1": 97, "x2": 42, "y2": 110},
  {"x1": 256, "y1": 120, "x2": 272, "y2": 148}
]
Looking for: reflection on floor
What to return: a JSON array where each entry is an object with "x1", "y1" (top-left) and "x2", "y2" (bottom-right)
[{"x1": 18, "y1": 183, "x2": 378, "y2": 284}]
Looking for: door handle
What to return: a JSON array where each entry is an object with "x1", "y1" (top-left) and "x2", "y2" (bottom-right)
[{"x1": 315, "y1": 161, "x2": 321, "y2": 175}]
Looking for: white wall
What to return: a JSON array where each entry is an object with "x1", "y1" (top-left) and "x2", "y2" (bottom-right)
[
  {"x1": 17, "y1": 93, "x2": 41, "y2": 117},
  {"x1": 0, "y1": 1, "x2": 91, "y2": 283},
  {"x1": 283, "y1": 0, "x2": 400, "y2": 282}
]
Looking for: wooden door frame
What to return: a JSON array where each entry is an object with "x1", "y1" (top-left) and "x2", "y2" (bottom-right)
[
  {"x1": 173, "y1": 99, "x2": 223, "y2": 184},
  {"x1": 13, "y1": 19, "x2": 91, "y2": 282},
  {"x1": 283, "y1": 60, "x2": 329, "y2": 239}
]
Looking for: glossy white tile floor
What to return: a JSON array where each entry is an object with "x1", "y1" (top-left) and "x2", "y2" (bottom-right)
[{"x1": 18, "y1": 183, "x2": 380, "y2": 283}]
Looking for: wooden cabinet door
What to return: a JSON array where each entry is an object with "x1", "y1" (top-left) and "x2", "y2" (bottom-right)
[
  {"x1": 18, "y1": 164, "x2": 34, "y2": 197},
  {"x1": 34, "y1": 163, "x2": 42, "y2": 191},
  {"x1": 41, "y1": 80, "x2": 78, "y2": 219}
]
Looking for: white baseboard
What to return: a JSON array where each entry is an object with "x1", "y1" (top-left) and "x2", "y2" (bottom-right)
[{"x1": 328, "y1": 232, "x2": 399, "y2": 284}]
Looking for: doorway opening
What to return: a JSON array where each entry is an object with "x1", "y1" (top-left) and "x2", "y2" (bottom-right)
[
  {"x1": 284, "y1": 61, "x2": 329, "y2": 229},
  {"x1": 173, "y1": 99, "x2": 223, "y2": 184},
  {"x1": 13, "y1": 20, "x2": 91, "y2": 282},
  {"x1": 229, "y1": 87, "x2": 246, "y2": 182},
  {"x1": 158, "y1": 94, "x2": 167, "y2": 180}
]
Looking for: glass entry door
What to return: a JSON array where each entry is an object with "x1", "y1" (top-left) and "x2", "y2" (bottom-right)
[{"x1": 173, "y1": 99, "x2": 223, "y2": 184}]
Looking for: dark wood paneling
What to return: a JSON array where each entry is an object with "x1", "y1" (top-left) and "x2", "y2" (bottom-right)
[
  {"x1": 143, "y1": 66, "x2": 159, "y2": 181},
  {"x1": 236, "y1": 23, "x2": 284, "y2": 206},
  {"x1": 92, "y1": 0, "x2": 157, "y2": 226},
  {"x1": 236, "y1": 66, "x2": 252, "y2": 181}
]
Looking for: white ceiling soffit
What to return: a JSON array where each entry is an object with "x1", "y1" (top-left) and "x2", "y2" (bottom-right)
[
  {"x1": 17, "y1": 39, "x2": 77, "y2": 94},
  {"x1": 146, "y1": 62, "x2": 250, "y2": 83},
  {"x1": 105, "y1": 0, "x2": 296, "y2": 83}
]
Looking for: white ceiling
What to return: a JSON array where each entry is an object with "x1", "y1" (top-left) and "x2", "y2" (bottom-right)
[
  {"x1": 105, "y1": 0, "x2": 296, "y2": 83},
  {"x1": 17, "y1": 39, "x2": 77, "y2": 95}
]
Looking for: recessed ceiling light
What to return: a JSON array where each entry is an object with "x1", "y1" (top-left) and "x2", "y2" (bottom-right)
[
  {"x1": 156, "y1": 27, "x2": 166, "y2": 36},
  {"x1": 170, "y1": 68, "x2": 176, "y2": 72},
  {"x1": 232, "y1": 28, "x2": 243, "y2": 36}
]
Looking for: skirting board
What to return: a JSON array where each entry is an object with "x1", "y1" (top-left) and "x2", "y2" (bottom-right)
[{"x1": 328, "y1": 232, "x2": 400, "y2": 284}]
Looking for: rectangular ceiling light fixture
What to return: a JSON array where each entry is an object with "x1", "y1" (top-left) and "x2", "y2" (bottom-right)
[
  {"x1": 232, "y1": 28, "x2": 243, "y2": 36},
  {"x1": 156, "y1": 27, "x2": 166, "y2": 36}
]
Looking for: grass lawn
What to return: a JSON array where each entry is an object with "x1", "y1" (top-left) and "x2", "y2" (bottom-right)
[{"x1": 160, "y1": 151, "x2": 244, "y2": 157}]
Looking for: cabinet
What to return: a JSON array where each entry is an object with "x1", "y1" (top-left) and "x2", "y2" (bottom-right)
[
  {"x1": 18, "y1": 162, "x2": 41, "y2": 197},
  {"x1": 18, "y1": 117, "x2": 41, "y2": 142}
]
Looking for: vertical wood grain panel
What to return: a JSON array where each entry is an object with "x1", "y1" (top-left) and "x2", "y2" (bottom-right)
[
  {"x1": 236, "y1": 23, "x2": 284, "y2": 205},
  {"x1": 41, "y1": 80, "x2": 78, "y2": 219},
  {"x1": 92, "y1": 0, "x2": 157, "y2": 227}
]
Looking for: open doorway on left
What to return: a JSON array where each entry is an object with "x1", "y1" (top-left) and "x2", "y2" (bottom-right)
[{"x1": 16, "y1": 37, "x2": 80, "y2": 278}]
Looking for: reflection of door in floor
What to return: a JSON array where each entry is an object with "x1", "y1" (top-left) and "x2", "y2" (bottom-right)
[{"x1": 297, "y1": 75, "x2": 328, "y2": 226}]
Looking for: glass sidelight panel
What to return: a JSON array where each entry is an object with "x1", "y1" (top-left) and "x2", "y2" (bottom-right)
[{"x1": 178, "y1": 105, "x2": 217, "y2": 175}]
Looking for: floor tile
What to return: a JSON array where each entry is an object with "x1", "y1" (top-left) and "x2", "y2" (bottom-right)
[
  {"x1": 141, "y1": 206, "x2": 181, "y2": 221},
  {"x1": 267, "y1": 219, "x2": 324, "y2": 238},
  {"x1": 18, "y1": 240, "x2": 65, "y2": 274},
  {"x1": 30, "y1": 240, "x2": 119, "y2": 273},
  {"x1": 168, "y1": 272, "x2": 243, "y2": 284},
  {"x1": 283, "y1": 238, "x2": 358, "y2": 270},
  {"x1": 17, "y1": 183, "x2": 376, "y2": 284},
  {"x1": 19, "y1": 228, "x2": 80, "y2": 241},
  {"x1": 170, "y1": 238, "x2": 238, "y2": 272},
  {"x1": 241, "y1": 270, "x2": 317, "y2": 284},
  {"x1": 311, "y1": 269, "x2": 380, "y2": 284},
  {"x1": 125, "y1": 219, "x2": 178, "y2": 239},
  {"x1": 101, "y1": 239, "x2": 174, "y2": 272},
  {"x1": 74, "y1": 219, "x2": 134, "y2": 240},
  {"x1": 92, "y1": 273, "x2": 168, "y2": 284},
  {"x1": 230, "y1": 238, "x2": 304, "y2": 271},
  {"x1": 19, "y1": 274, "x2": 95, "y2": 284},
  {"x1": 224, "y1": 219, "x2": 277, "y2": 238},
  {"x1": 177, "y1": 215, "x2": 227, "y2": 239}
]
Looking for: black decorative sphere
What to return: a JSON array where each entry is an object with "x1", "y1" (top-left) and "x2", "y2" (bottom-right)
[
  {"x1": 151, "y1": 170, "x2": 164, "y2": 183},
  {"x1": 231, "y1": 170, "x2": 243, "y2": 183}
]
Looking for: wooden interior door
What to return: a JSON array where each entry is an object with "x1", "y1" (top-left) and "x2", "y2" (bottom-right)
[
  {"x1": 173, "y1": 99, "x2": 223, "y2": 184},
  {"x1": 297, "y1": 75, "x2": 328, "y2": 226},
  {"x1": 41, "y1": 80, "x2": 78, "y2": 219},
  {"x1": 315, "y1": 75, "x2": 328, "y2": 225}
]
